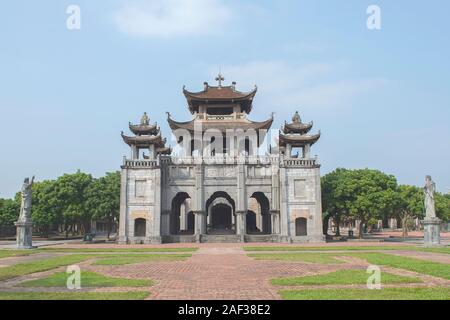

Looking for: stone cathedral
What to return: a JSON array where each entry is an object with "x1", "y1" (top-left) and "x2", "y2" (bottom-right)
[{"x1": 118, "y1": 75, "x2": 324, "y2": 244}]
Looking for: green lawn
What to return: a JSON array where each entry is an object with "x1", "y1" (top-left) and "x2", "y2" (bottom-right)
[
  {"x1": 271, "y1": 269, "x2": 422, "y2": 286},
  {"x1": 280, "y1": 287, "x2": 450, "y2": 300},
  {"x1": 0, "y1": 250, "x2": 37, "y2": 259},
  {"x1": 39, "y1": 247, "x2": 198, "y2": 253},
  {"x1": 93, "y1": 253, "x2": 192, "y2": 265},
  {"x1": 247, "y1": 252, "x2": 342, "y2": 264},
  {"x1": 18, "y1": 271, "x2": 153, "y2": 287},
  {"x1": 0, "y1": 254, "x2": 92, "y2": 281},
  {"x1": 0, "y1": 291, "x2": 149, "y2": 300},
  {"x1": 347, "y1": 252, "x2": 450, "y2": 280},
  {"x1": 243, "y1": 245, "x2": 450, "y2": 253}
]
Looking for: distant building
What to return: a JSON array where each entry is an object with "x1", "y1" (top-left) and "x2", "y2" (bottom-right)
[{"x1": 118, "y1": 76, "x2": 323, "y2": 243}]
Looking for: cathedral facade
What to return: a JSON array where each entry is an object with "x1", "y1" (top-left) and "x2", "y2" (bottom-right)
[{"x1": 118, "y1": 76, "x2": 324, "y2": 243}]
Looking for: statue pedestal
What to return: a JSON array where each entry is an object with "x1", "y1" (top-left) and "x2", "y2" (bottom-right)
[
  {"x1": 421, "y1": 217, "x2": 441, "y2": 247},
  {"x1": 15, "y1": 220, "x2": 34, "y2": 249}
]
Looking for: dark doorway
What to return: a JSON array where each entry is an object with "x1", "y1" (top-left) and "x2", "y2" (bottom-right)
[
  {"x1": 210, "y1": 204, "x2": 232, "y2": 233},
  {"x1": 187, "y1": 211, "x2": 195, "y2": 234},
  {"x1": 246, "y1": 210, "x2": 259, "y2": 234},
  {"x1": 295, "y1": 217, "x2": 307, "y2": 236},
  {"x1": 134, "y1": 218, "x2": 146, "y2": 237}
]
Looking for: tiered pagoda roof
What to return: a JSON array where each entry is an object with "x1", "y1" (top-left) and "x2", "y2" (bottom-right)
[
  {"x1": 279, "y1": 111, "x2": 320, "y2": 147},
  {"x1": 121, "y1": 112, "x2": 171, "y2": 155},
  {"x1": 167, "y1": 113, "x2": 273, "y2": 133},
  {"x1": 169, "y1": 75, "x2": 273, "y2": 137},
  {"x1": 183, "y1": 74, "x2": 257, "y2": 114}
]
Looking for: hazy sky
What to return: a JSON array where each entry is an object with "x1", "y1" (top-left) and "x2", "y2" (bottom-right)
[{"x1": 0, "y1": 0, "x2": 449, "y2": 198}]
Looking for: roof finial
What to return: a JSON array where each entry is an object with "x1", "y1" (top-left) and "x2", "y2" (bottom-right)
[
  {"x1": 292, "y1": 111, "x2": 301, "y2": 123},
  {"x1": 140, "y1": 112, "x2": 149, "y2": 126},
  {"x1": 215, "y1": 72, "x2": 225, "y2": 87}
]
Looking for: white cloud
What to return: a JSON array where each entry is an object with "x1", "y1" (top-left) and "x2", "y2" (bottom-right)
[
  {"x1": 207, "y1": 61, "x2": 387, "y2": 117},
  {"x1": 112, "y1": 0, "x2": 232, "y2": 38}
]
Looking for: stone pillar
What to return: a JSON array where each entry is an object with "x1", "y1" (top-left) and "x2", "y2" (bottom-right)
[
  {"x1": 422, "y1": 217, "x2": 441, "y2": 246},
  {"x1": 236, "y1": 163, "x2": 247, "y2": 242},
  {"x1": 235, "y1": 211, "x2": 246, "y2": 241},
  {"x1": 161, "y1": 210, "x2": 171, "y2": 236},
  {"x1": 15, "y1": 221, "x2": 33, "y2": 249},
  {"x1": 304, "y1": 144, "x2": 311, "y2": 158},
  {"x1": 131, "y1": 145, "x2": 138, "y2": 159},
  {"x1": 180, "y1": 202, "x2": 187, "y2": 231},
  {"x1": 194, "y1": 211, "x2": 206, "y2": 242},
  {"x1": 270, "y1": 210, "x2": 280, "y2": 235},
  {"x1": 271, "y1": 164, "x2": 280, "y2": 236},
  {"x1": 286, "y1": 143, "x2": 292, "y2": 158},
  {"x1": 118, "y1": 168, "x2": 129, "y2": 244},
  {"x1": 313, "y1": 167, "x2": 325, "y2": 242},
  {"x1": 149, "y1": 145, "x2": 155, "y2": 160},
  {"x1": 151, "y1": 168, "x2": 162, "y2": 244},
  {"x1": 194, "y1": 164, "x2": 205, "y2": 242},
  {"x1": 279, "y1": 165, "x2": 289, "y2": 242}
]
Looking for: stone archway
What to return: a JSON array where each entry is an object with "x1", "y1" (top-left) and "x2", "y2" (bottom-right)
[
  {"x1": 206, "y1": 191, "x2": 236, "y2": 235},
  {"x1": 170, "y1": 192, "x2": 193, "y2": 235},
  {"x1": 247, "y1": 192, "x2": 271, "y2": 234}
]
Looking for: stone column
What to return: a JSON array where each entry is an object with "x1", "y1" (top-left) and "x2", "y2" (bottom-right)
[
  {"x1": 271, "y1": 164, "x2": 280, "y2": 236},
  {"x1": 270, "y1": 210, "x2": 280, "y2": 235},
  {"x1": 236, "y1": 163, "x2": 247, "y2": 242},
  {"x1": 161, "y1": 210, "x2": 171, "y2": 236},
  {"x1": 118, "y1": 168, "x2": 129, "y2": 244},
  {"x1": 304, "y1": 144, "x2": 311, "y2": 158},
  {"x1": 194, "y1": 211, "x2": 206, "y2": 242},
  {"x1": 194, "y1": 164, "x2": 205, "y2": 242},
  {"x1": 279, "y1": 165, "x2": 289, "y2": 242},
  {"x1": 151, "y1": 168, "x2": 162, "y2": 244}
]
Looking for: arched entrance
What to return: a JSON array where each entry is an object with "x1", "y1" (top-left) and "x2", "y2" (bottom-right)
[
  {"x1": 206, "y1": 191, "x2": 236, "y2": 235},
  {"x1": 170, "y1": 192, "x2": 194, "y2": 235},
  {"x1": 247, "y1": 192, "x2": 271, "y2": 234}
]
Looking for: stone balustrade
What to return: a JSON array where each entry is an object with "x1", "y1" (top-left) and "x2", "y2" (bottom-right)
[{"x1": 122, "y1": 158, "x2": 158, "y2": 168}]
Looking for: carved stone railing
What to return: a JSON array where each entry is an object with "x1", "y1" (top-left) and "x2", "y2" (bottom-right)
[
  {"x1": 160, "y1": 155, "x2": 280, "y2": 165},
  {"x1": 283, "y1": 158, "x2": 319, "y2": 168},
  {"x1": 122, "y1": 158, "x2": 158, "y2": 168}
]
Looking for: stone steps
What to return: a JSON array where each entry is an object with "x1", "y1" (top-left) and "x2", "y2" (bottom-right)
[{"x1": 201, "y1": 235, "x2": 242, "y2": 243}]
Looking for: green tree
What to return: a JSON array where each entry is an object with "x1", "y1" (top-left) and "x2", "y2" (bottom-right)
[
  {"x1": 394, "y1": 185, "x2": 424, "y2": 237},
  {"x1": 435, "y1": 192, "x2": 450, "y2": 222},
  {"x1": 86, "y1": 171, "x2": 120, "y2": 239},
  {"x1": 31, "y1": 180, "x2": 62, "y2": 237},
  {"x1": 0, "y1": 198, "x2": 20, "y2": 226},
  {"x1": 346, "y1": 169, "x2": 398, "y2": 238},
  {"x1": 321, "y1": 168, "x2": 352, "y2": 236},
  {"x1": 55, "y1": 170, "x2": 93, "y2": 236}
]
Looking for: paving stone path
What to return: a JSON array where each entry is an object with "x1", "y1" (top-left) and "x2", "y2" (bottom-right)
[
  {"x1": 1, "y1": 244, "x2": 449, "y2": 300},
  {"x1": 87, "y1": 246, "x2": 359, "y2": 300}
]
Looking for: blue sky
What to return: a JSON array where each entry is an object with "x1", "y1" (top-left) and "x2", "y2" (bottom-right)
[{"x1": 0, "y1": 0, "x2": 449, "y2": 197}]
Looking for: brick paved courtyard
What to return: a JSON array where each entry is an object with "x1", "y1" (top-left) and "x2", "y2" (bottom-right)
[{"x1": 1, "y1": 242, "x2": 449, "y2": 300}]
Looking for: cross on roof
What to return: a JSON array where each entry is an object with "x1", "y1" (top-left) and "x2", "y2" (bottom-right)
[{"x1": 215, "y1": 73, "x2": 225, "y2": 87}]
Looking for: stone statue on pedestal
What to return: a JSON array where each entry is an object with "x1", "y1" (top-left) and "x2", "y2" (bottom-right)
[
  {"x1": 15, "y1": 176, "x2": 35, "y2": 249},
  {"x1": 422, "y1": 175, "x2": 441, "y2": 246}
]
